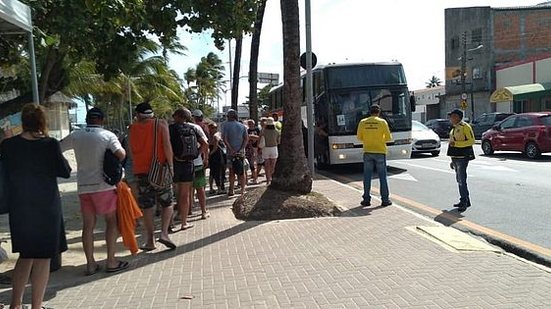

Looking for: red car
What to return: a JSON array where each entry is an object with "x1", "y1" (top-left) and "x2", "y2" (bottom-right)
[{"x1": 481, "y1": 112, "x2": 551, "y2": 159}]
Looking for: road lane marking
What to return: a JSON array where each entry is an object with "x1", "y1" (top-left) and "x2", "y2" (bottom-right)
[
  {"x1": 389, "y1": 173, "x2": 418, "y2": 182},
  {"x1": 326, "y1": 172, "x2": 551, "y2": 262},
  {"x1": 391, "y1": 161, "x2": 455, "y2": 174}
]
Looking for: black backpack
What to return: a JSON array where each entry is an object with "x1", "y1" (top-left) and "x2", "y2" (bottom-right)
[
  {"x1": 174, "y1": 123, "x2": 199, "y2": 161},
  {"x1": 103, "y1": 149, "x2": 123, "y2": 185}
]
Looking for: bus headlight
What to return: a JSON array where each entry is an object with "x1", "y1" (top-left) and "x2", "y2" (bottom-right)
[{"x1": 332, "y1": 143, "x2": 355, "y2": 149}]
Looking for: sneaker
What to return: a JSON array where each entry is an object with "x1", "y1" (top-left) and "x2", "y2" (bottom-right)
[
  {"x1": 381, "y1": 200, "x2": 393, "y2": 207},
  {"x1": 360, "y1": 200, "x2": 371, "y2": 207},
  {"x1": 218, "y1": 189, "x2": 227, "y2": 194},
  {"x1": 453, "y1": 200, "x2": 471, "y2": 208}
]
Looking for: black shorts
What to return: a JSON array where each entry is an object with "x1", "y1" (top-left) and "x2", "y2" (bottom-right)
[{"x1": 173, "y1": 160, "x2": 194, "y2": 183}]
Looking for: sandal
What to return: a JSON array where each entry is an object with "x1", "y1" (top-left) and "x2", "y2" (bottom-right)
[
  {"x1": 180, "y1": 224, "x2": 194, "y2": 230},
  {"x1": 201, "y1": 212, "x2": 210, "y2": 220},
  {"x1": 157, "y1": 238, "x2": 176, "y2": 250},
  {"x1": 106, "y1": 260, "x2": 129, "y2": 273}
]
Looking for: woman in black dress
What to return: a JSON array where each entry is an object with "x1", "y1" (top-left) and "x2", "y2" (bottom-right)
[{"x1": 0, "y1": 103, "x2": 71, "y2": 309}]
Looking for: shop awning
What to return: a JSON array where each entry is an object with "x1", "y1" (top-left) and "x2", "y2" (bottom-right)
[
  {"x1": 0, "y1": 0, "x2": 32, "y2": 33},
  {"x1": 490, "y1": 83, "x2": 551, "y2": 103},
  {"x1": 0, "y1": 0, "x2": 38, "y2": 104}
]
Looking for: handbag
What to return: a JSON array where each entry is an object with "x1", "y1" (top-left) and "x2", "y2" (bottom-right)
[
  {"x1": 0, "y1": 159, "x2": 9, "y2": 214},
  {"x1": 258, "y1": 135, "x2": 266, "y2": 148},
  {"x1": 148, "y1": 119, "x2": 172, "y2": 190}
]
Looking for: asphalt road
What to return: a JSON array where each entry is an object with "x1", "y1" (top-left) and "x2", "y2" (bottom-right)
[{"x1": 321, "y1": 142, "x2": 551, "y2": 251}]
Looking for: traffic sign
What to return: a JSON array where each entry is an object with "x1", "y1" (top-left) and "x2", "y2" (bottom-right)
[
  {"x1": 300, "y1": 52, "x2": 318, "y2": 69},
  {"x1": 460, "y1": 99, "x2": 468, "y2": 110}
]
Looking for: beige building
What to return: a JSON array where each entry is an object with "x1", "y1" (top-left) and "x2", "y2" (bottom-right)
[{"x1": 491, "y1": 54, "x2": 551, "y2": 113}]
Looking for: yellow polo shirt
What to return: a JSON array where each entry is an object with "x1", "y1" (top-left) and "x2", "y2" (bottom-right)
[{"x1": 356, "y1": 116, "x2": 392, "y2": 154}]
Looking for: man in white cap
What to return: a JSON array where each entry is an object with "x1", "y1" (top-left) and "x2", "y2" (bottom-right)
[{"x1": 128, "y1": 102, "x2": 176, "y2": 251}]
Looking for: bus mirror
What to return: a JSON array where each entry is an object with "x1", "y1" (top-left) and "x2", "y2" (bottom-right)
[{"x1": 410, "y1": 95, "x2": 416, "y2": 112}]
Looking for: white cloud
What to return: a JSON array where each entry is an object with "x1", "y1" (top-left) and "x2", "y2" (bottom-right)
[{"x1": 169, "y1": 0, "x2": 544, "y2": 111}]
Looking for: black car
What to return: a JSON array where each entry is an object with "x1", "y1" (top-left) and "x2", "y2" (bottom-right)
[
  {"x1": 425, "y1": 119, "x2": 452, "y2": 138},
  {"x1": 471, "y1": 112, "x2": 514, "y2": 139}
]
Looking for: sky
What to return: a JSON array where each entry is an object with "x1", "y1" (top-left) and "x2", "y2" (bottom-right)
[{"x1": 168, "y1": 0, "x2": 545, "y2": 113}]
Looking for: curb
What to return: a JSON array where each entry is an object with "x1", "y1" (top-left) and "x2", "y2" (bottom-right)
[
  {"x1": 389, "y1": 194, "x2": 551, "y2": 268},
  {"x1": 318, "y1": 172, "x2": 551, "y2": 268}
]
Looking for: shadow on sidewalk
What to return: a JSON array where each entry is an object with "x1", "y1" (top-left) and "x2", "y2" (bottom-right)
[
  {"x1": 0, "y1": 218, "x2": 265, "y2": 305},
  {"x1": 434, "y1": 209, "x2": 464, "y2": 226},
  {"x1": 339, "y1": 204, "x2": 392, "y2": 217}
]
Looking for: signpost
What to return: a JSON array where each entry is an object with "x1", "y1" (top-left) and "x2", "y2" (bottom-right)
[{"x1": 257, "y1": 72, "x2": 279, "y2": 85}]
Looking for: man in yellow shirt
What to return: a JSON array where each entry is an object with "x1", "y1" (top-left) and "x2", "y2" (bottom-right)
[
  {"x1": 356, "y1": 104, "x2": 392, "y2": 207},
  {"x1": 446, "y1": 108, "x2": 475, "y2": 212}
]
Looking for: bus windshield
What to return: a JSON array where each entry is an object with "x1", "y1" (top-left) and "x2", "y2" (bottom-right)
[
  {"x1": 326, "y1": 65, "x2": 407, "y2": 89},
  {"x1": 326, "y1": 88, "x2": 411, "y2": 135}
]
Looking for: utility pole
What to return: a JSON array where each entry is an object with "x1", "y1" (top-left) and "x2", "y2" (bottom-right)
[
  {"x1": 461, "y1": 31, "x2": 467, "y2": 98},
  {"x1": 305, "y1": 0, "x2": 315, "y2": 176}
]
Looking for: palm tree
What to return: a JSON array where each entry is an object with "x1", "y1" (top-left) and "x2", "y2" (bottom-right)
[
  {"x1": 231, "y1": 36, "x2": 243, "y2": 110},
  {"x1": 184, "y1": 52, "x2": 226, "y2": 112},
  {"x1": 426, "y1": 75, "x2": 442, "y2": 88},
  {"x1": 248, "y1": 0, "x2": 268, "y2": 122},
  {"x1": 65, "y1": 41, "x2": 186, "y2": 126},
  {"x1": 271, "y1": 0, "x2": 312, "y2": 194}
]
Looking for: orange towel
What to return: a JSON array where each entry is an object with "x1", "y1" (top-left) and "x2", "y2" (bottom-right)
[{"x1": 116, "y1": 182, "x2": 143, "y2": 255}]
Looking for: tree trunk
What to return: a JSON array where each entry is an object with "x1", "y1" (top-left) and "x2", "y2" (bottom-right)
[
  {"x1": 0, "y1": 47, "x2": 67, "y2": 118},
  {"x1": 231, "y1": 35, "x2": 243, "y2": 111},
  {"x1": 271, "y1": 0, "x2": 312, "y2": 194},
  {"x1": 248, "y1": 0, "x2": 268, "y2": 123}
]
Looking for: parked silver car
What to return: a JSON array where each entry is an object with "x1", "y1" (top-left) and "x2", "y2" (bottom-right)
[{"x1": 411, "y1": 120, "x2": 441, "y2": 156}]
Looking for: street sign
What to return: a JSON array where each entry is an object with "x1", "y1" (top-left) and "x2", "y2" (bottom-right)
[
  {"x1": 257, "y1": 72, "x2": 279, "y2": 84},
  {"x1": 460, "y1": 99, "x2": 468, "y2": 110},
  {"x1": 300, "y1": 52, "x2": 318, "y2": 69}
]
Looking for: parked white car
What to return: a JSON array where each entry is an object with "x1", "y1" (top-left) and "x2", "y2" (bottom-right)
[{"x1": 411, "y1": 120, "x2": 441, "y2": 156}]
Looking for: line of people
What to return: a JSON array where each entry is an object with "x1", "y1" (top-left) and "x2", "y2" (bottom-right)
[{"x1": 0, "y1": 101, "x2": 282, "y2": 308}]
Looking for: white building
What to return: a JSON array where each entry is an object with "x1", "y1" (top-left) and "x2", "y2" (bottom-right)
[{"x1": 412, "y1": 85, "x2": 445, "y2": 123}]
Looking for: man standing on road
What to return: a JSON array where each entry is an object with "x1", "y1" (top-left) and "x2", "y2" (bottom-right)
[
  {"x1": 447, "y1": 108, "x2": 475, "y2": 212},
  {"x1": 129, "y1": 102, "x2": 176, "y2": 251},
  {"x1": 60, "y1": 107, "x2": 129, "y2": 275},
  {"x1": 221, "y1": 109, "x2": 248, "y2": 196},
  {"x1": 356, "y1": 104, "x2": 393, "y2": 208}
]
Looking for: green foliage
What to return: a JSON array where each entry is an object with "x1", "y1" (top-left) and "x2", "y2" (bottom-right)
[
  {"x1": 426, "y1": 76, "x2": 442, "y2": 88},
  {"x1": 183, "y1": 0, "x2": 259, "y2": 49},
  {"x1": 184, "y1": 52, "x2": 225, "y2": 111}
]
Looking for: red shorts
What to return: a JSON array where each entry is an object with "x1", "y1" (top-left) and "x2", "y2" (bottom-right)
[{"x1": 79, "y1": 190, "x2": 117, "y2": 215}]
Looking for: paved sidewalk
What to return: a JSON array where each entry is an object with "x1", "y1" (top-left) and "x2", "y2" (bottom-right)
[{"x1": 1, "y1": 176, "x2": 551, "y2": 308}]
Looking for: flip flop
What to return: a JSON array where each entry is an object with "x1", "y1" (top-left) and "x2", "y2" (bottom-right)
[
  {"x1": 106, "y1": 260, "x2": 129, "y2": 273},
  {"x1": 84, "y1": 264, "x2": 100, "y2": 276},
  {"x1": 157, "y1": 238, "x2": 176, "y2": 250},
  {"x1": 181, "y1": 224, "x2": 194, "y2": 230}
]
